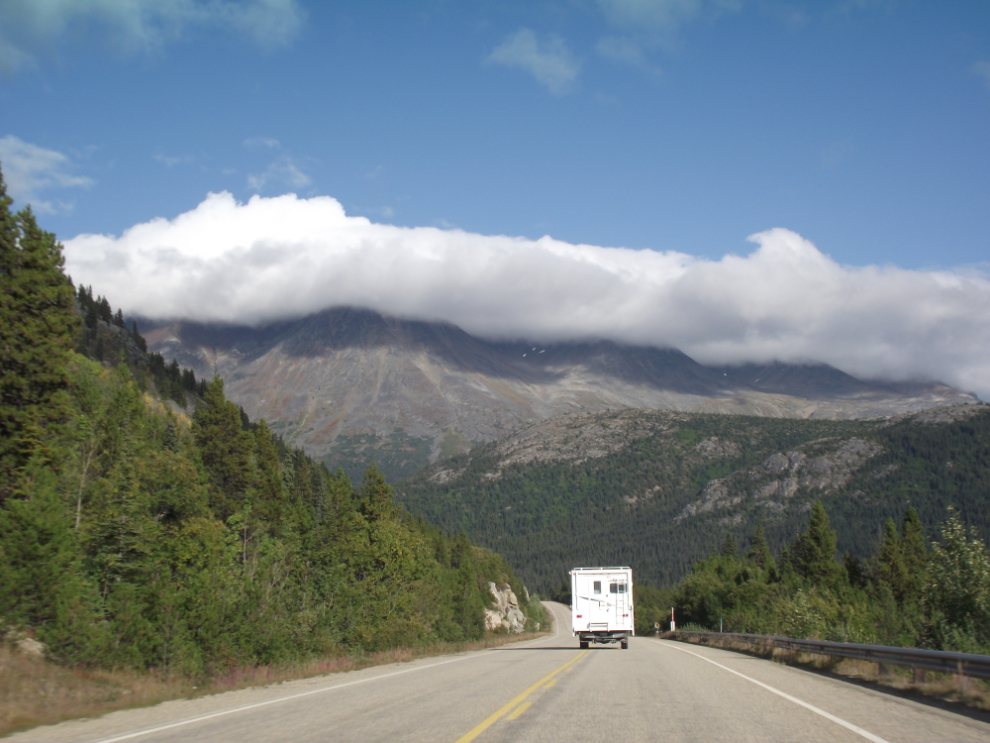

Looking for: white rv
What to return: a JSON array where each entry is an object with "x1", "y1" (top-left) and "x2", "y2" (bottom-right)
[{"x1": 570, "y1": 567, "x2": 634, "y2": 649}]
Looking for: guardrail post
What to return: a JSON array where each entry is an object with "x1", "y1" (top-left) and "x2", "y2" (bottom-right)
[{"x1": 913, "y1": 668, "x2": 925, "y2": 683}]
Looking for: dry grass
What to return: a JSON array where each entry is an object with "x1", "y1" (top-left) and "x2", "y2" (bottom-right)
[
  {"x1": 0, "y1": 630, "x2": 548, "y2": 738},
  {"x1": 671, "y1": 634, "x2": 990, "y2": 712}
]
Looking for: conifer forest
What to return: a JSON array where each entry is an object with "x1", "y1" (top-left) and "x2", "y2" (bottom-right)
[{"x1": 0, "y1": 166, "x2": 538, "y2": 676}]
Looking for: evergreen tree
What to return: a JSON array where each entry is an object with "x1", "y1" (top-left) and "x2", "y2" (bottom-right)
[
  {"x1": 900, "y1": 507, "x2": 928, "y2": 604},
  {"x1": 746, "y1": 524, "x2": 775, "y2": 572},
  {"x1": 0, "y1": 457, "x2": 104, "y2": 661},
  {"x1": 790, "y1": 501, "x2": 842, "y2": 588},
  {"x1": 360, "y1": 464, "x2": 399, "y2": 523},
  {"x1": 873, "y1": 517, "x2": 907, "y2": 598},
  {"x1": 872, "y1": 508, "x2": 928, "y2": 606},
  {"x1": 843, "y1": 552, "x2": 867, "y2": 589},
  {"x1": 192, "y1": 377, "x2": 254, "y2": 520},
  {"x1": 720, "y1": 533, "x2": 738, "y2": 560},
  {"x1": 0, "y1": 196, "x2": 79, "y2": 489}
]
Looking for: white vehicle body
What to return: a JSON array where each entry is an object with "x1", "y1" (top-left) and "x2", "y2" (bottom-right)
[{"x1": 570, "y1": 567, "x2": 634, "y2": 649}]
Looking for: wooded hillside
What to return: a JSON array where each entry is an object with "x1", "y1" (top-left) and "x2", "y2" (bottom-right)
[
  {"x1": 0, "y1": 167, "x2": 537, "y2": 674},
  {"x1": 396, "y1": 406, "x2": 990, "y2": 591}
]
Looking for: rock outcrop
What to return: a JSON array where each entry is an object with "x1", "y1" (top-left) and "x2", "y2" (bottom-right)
[{"x1": 485, "y1": 582, "x2": 529, "y2": 633}]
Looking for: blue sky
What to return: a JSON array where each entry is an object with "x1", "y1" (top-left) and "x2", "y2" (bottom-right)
[
  {"x1": 2, "y1": 1, "x2": 988, "y2": 266},
  {"x1": 2, "y1": 1, "x2": 990, "y2": 395}
]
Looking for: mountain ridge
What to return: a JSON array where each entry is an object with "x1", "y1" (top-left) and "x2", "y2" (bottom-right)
[
  {"x1": 395, "y1": 404, "x2": 990, "y2": 590},
  {"x1": 139, "y1": 306, "x2": 978, "y2": 482}
]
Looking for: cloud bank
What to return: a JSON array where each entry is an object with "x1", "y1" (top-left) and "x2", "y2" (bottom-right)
[{"x1": 63, "y1": 191, "x2": 990, "y2": 398}]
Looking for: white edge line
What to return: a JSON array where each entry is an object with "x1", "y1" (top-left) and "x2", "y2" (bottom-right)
[
  {"x1": 92, "y1": 605, "x2": 564, "y2": 743},
  {"x1": 651, "y1": 639, "x2": 891, "y2": 743}
]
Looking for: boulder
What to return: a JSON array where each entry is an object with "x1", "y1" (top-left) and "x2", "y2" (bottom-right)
[
  {"x1": 486, "y1": 582, "x2": 527, "y2": 633},
  {"x1": 484, "y1": 609, "x2": 504, "y2": 632},
  {"x1": 505, "y1": 607, "x2": 527, "y2": 633},
  {"x1": 4, "y1": 629, "x2": 45, "y2": 658}
]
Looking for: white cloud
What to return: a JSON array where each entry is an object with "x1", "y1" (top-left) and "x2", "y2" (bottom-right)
[
  {"x1": 974, "y1": 60, "x2": 990, "y2": 92},
  {"x1": 595, "y1": 0, "x2": 744, "y2": 47},
  {"x1": 0, "y1": 0, "x2": 304, "y2": 74},
  {"x1": 63, "y1": 191, "x2": 990, "y2": 399},
  {"x1": 596, "y1": 36, "x2": 662, "y2": 76},
  {"x1": 153, "y1": 152, "x2": 194, "y2": 168},
  {"x1": 597, "y1": 0, "x2": 704, "y2": 40},
  {"x1": 0, "y1": 135, "x2": 93, "y2": 213},
  {"x1": 487, "y1": 29, "x2": 580, "y2": 96},
  {"x1": 246, "y1": 157, "x2": 310, "y2": 191},
  {"x1": 244, "y1": 136, "x2": 281, "y2": 149}
]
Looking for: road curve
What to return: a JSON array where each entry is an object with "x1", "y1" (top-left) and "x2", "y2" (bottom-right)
[{"x1": 11, "y1": 602, "x2": 990, "y2": 743}]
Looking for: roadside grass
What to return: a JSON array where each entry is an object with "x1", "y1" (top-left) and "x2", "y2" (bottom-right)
[
  {"x1": 1, "y1": 627, "x2": 550, "y2": 737},
  {"x1": 668, "y1": 633, "x2": 990, "y2": 712}
]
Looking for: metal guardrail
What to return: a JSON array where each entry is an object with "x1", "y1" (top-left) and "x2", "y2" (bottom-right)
[{"x1": 669, "y1": 631, "x2": 990, "y2": 680}]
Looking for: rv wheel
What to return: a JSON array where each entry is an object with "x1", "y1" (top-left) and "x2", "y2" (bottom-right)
[
  {"x1": 580, "y1": 640, "x2": 589, "y2": 649},
  {"x1": 621, "y1": 640, "x2": 628, "y2": 649}
]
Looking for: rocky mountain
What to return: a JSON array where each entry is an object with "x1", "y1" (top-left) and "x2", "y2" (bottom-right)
[
  {"x1": 141, "y1": 306, "x2": 978, "y2": 482},
  {"x1": 395, "y1": 404, "x2": 990, "y2": 590}
]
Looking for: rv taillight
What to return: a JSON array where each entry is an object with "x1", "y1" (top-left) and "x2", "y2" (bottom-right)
[{"x1": 576, "y1": 614, "x2": 582, "y2": 618}]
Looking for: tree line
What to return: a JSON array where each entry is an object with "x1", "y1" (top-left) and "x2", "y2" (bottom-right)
[
  {"x1": 632, "y1": 502, "x2": 990, "y2": 655},
  {"x1": 0, "y1": 165, "x2": 537, "y2": 675}
]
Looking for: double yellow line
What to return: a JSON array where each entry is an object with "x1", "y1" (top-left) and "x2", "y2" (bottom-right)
[{"x1": 453, "y1": 650, "x2": 589, "y2": 743}]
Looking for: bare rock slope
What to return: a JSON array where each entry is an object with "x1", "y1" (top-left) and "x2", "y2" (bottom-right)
[{"x1": 142, "y1": 307, "x2": 977, "y2": 481}]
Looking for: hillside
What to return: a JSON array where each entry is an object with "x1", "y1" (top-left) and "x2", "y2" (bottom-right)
[
  {"x1": 141, "y1": 308, "x2": 976, "y2": 483},
  {"x1": 394, "y1": 404, "x2": 990, "y2": 591},
  {"x1": 0, "y1": 178, "x2": 540, "y2": 681}
]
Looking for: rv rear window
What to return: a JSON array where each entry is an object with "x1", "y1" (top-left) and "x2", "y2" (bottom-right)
[
  {"x1": 610, "y1": 583, "x2": 618, "y2": 594},
  {"x1": 593, "y1": 581, "x2": 601, "y2": 594},
  {"x1": 618, "y1": 583, "x2": 626, "y2": 593}
]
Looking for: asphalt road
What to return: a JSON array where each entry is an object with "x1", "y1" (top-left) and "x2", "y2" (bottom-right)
[{"x1": 13, "y1": 602, "x2": 990, "y2": 743}]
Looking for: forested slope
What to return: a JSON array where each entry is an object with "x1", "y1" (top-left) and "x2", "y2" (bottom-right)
[
  {"x1": 0, "y1": 167, "x2": 536, "y2": 674},
  {"x1": 396, "y1": 406, "x2": 990, "y2": 591}
]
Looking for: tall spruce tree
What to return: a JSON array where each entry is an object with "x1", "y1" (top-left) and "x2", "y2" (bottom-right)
[
  {"x1": 720, "y1": 533, "x2": 738, "y2": 560},
  {"x1": 790, "y1": 501, "x2": 842, "y2": 588},
  {"x1": 192, "y1": 377, "x2": 254, "y2": 520},
  {"x1": 746, "y1": 524, "x2": 776, "y2": 574},
  {"x1": 0, "y1": 168, "x2": 79, "y2": 493}
]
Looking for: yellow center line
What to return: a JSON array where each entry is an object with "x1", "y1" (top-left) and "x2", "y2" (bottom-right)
[
  {"x1": 453, "y1": 650, "x2": 588, "y2": 743},
  {"x1": 543, "y1": 679, "x2": 557, "y2": 689},
  {"x1": 506, "y1": 702, "x2": 532, "y2": 721}
]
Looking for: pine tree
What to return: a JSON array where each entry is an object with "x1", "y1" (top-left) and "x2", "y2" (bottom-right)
[
  {"x1": 873, "y1": 508, "x2": 928, "y2": 606},
  {"x1": 790, "y1": 501, "x2": 842, "y2": 588},
  {"x1": 900, "y1": 507, "x2": 928, "y2": 604},
  {"x1": 746, "y1": 524, "x2": 776, "y2": 574},
  {"x1": 0, "y1": 457, "x2": 104, "y2": 661},
  {"x1": 874, "y1": 517, "x2": 907, "y2": 597},
  {"x1": 253, "y1": 420, "x2": 287, "y2": 531},
  {"x1": 720, "y1": 533, "x2": 738, "y2": 560},
  {"x1": 0, "y1": 195, "x2": 79, "y2": 488},
  {"x1": 192, "y1": 377, "x2": 254, "y2": 520},
  {"x1": 360, "y1": 464, "x2": 398, "y2": 523}
]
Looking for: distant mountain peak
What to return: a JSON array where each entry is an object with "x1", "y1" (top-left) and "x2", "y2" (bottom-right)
[{"x1": 141, "y1": 306, "x2": 978, "y2": 483}]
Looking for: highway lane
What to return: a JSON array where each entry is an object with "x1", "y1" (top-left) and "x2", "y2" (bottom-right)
[{"x1": 11, "y1": 602, "x2": 990, "y2": 743}]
